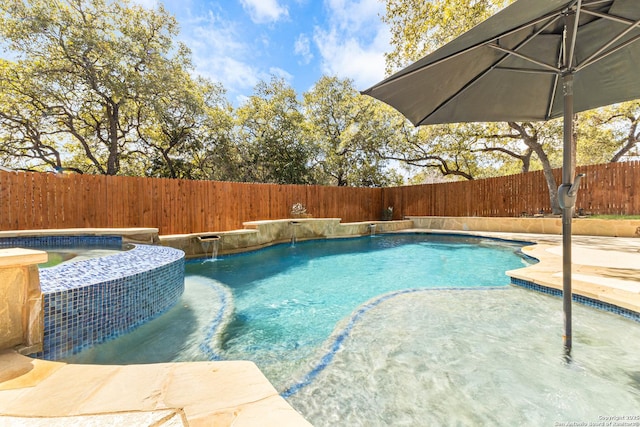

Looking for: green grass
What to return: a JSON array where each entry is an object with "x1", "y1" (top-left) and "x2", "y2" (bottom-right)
[{"x1": 588, "y1": 214, "x2": 640, "y2": 220}]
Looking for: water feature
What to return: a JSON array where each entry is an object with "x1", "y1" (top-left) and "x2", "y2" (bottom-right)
[
  {"x1": 290, "y1": 221, "x2": 301, "y2": 246},
  {"x1": 197, "y1": 235, "x2": 220, "y2": 261},
  {"x1": 368, "y1": 223, "x2": 377, "y2": 236}
]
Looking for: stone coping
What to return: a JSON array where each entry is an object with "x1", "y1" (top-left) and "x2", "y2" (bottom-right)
[
  {"x1": 160, "y1": 219, "x2": 413, "y2": 259},
  {"x1": 0, "y1": 227, "x2": 158, "y2": 237},
  {"x1": 0, "y1": 248, "x2": 47, "y2": 267},
  {"x1": 507, "y1": 240, "x2": 640, "y2": 314},
  {"x1": 0, "y1": 350, "x2": 311, "y2": 426},
  {"x1": 409, "y1": 229, "x2": 640, "y2": 314},
  {"x1": 244, "y1": 217, "x2": 342, "y2": 227},
  {"x1": 163, "y1": 229, "x2": 258, "y2": 239}
]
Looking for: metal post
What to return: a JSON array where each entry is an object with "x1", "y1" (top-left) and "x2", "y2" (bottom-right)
[
  {"x1": 561, "y1": 9, "x2": 578, "y2": 358},
  {"x1": 562, "y1": 72, "x2": 574, "y2": 356}
]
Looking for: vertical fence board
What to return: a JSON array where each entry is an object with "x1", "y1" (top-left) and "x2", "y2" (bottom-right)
[
  {"x1": 1, "y1": 173, "x2": 13, "y2": 228},
  {"x1": 10, "y1": 173, "x2": 23, "y2": 229}
]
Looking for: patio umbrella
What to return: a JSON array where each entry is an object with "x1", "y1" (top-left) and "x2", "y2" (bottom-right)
[{"x1": 363, "y1": 0, "x2": 640, "y2": 356}]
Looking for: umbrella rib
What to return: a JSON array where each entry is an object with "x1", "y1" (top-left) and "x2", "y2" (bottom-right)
[
  {"x1": 547, "y1": 74, "x2": 560, "y2": 119},
  {"x1": 363, "y1": 11, "x2": 562, "y2": 93},
  {"x1": 566, "y1": 0, "x2": 582, "y2": 70},
  {"x1": 547, "y1": 30, "x2": 567, "y2": 120},
  {"x1": 414, "y1": 15, "x2": 562, "y2": 126},
  {"x1": 493, "y1": 67, "x2": 557, "y2": 74},
  {"x1": 581, "y1": 8, "x2": 638, "y2": 26},
  {"x1": 488, "y1": 44, "x2": 560, "y2": 72},
  {"x1": 575, "y1": 16, "x2": 640, "y2": 72}
]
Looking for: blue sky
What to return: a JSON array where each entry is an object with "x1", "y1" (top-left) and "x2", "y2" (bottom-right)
[{"x1": 139, "y1": 0, "x2": 391, "y2": 103}]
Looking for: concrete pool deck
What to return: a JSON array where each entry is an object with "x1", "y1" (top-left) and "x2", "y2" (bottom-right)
[
  {"x1": 0, "y1": 352, "x2": 312, "y2": 426},
  {"x1": 1, "y1": 231, "x2": 640, "y2": 426}
]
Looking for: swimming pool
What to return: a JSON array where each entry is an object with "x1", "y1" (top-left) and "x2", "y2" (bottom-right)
[
  {"x1": 191, "y1": 234, "x2": 530, "y2": 374},
  {"x1": 65, "y1": 234, "x2": 640, "y2": 424}
]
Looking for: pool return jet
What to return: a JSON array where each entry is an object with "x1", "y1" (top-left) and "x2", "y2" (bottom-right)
[{"x1": 363, "y1": 0, "x2": 640, "y2": 357}]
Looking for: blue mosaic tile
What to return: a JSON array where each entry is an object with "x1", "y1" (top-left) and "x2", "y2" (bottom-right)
[
  {"x1": 31, "y1": 243, "x2": 185, "y2": 360},
  {"x1": 0, "y1": 235, "x2": 122, "y2": 249},
  {"x1": 510, "y1": 277, "x2": 640, "y2": 323}
]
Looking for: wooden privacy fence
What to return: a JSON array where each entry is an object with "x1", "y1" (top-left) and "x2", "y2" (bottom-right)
[
  {"x1": 383, "y1": 162, "x2": 640, "y2": 218},
  {"x1": 0, "y1": 172, "x2": 382, "y2": 235},
  {"x1": 1, "y1": 161, "x2": 639, "y2": 235}
]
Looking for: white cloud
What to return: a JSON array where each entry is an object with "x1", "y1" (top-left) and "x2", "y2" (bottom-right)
[
  {"x1": 325, "y1": 0, "x2": 382, "y2": 32},
  {"x1": 314, "y1": 28, "x2": 388, "y2": 89},
  {"x1": 312, "y1": 0, "x2": 390, "y2": 89},
  {"x1": 130, "y1": 0, "x2": 159, "y2": 9},
  {"x1": 240, "y1": 0, "x2": 289, "y2": 24},
  {"x1": 178, "y1": 10, "x2": 261, "y2": 95},
  {"x1": 141, "y1": 0, "x2": 391, "y2": 100},
  {"x1": 294, "y1": 34, "x2": 313, "y2": 65},
  {"x1": 269, "y1": 67, "x2": 294, "y2": 82},
  {"x1": 198, "y1": 55, "x2": 261, "y2": 91}
]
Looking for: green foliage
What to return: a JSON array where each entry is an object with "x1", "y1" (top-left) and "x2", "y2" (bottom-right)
[
  {"x1": 0, "y1": 0, "x2": 210, "y2": 176},
  {"x1": 589, "y1": 214, "x2": 640, "y2": 220},
  {"x1": 3, "y1": 0, "x2": 637, "y2": 191},
  {"x1": 235, "y1": 76, "x2": 316, "y2": 184},
  {"x1": 382, "y1": 0, "x2": 511, "y2": 74},
  {"x1": 303, "y1": 76, "x2": 404, "y2": 187},
  {"x1": 577, "y1": 101, "x2": 640, "y2": 164},
  {"x1": 379, "y1": 0, "x2": 532, "y2": 183}
]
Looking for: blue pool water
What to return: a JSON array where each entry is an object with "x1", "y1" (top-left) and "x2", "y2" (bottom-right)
[{"x1": 186, "y1": 234, "x2": 529, "y2": 372}]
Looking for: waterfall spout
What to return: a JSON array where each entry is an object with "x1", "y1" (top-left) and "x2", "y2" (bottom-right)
[
  {"x1": 198, "y1": 235, "x2": 220, "y2": 260},
  {"x1": 290, "y1": 221, "x2": 301, "y2": 246}
]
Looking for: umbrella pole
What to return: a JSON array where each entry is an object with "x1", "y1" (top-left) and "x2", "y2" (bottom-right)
[
  {"x1": 561, "y1": 72, "x2": 575, "y2": 358},
  {"x1": 560, "y1": 7, "x2": 580, "y2": 359},
  {"x1": 561, "y1": 189, "x2": 573, "y2": 357}
]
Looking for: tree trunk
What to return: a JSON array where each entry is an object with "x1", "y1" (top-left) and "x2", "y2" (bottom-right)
[
  {"x1": 509, "y1": 122, "x2": 561, "y2": 214},
  {"x1": 610, "y1": 121, "x2": 638, "y2": 162},
  {"x1": 106, "y1": 102, "x2": 120, "y2": 175},
  {"x1": 532, "y1": 144, "x2": 561, "y2": 215}
]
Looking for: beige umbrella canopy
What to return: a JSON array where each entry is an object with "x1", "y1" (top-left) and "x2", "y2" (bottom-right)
[{"x1": 364, "y1": 0, "x2": 640, "y2": 356}]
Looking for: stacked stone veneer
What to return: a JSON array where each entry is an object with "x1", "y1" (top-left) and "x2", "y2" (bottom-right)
[
  {"x1": 0, "y1": 235, "x2": 185, "y2": 360},
  {"x1": 161, "y1": 218, "x2": 414, "y2": 258},
  {"x1": 161, "y1": 216, "x2": 640, "y2": 260}
]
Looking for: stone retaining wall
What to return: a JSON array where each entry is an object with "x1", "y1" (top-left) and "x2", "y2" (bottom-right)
[{"x1": 407, "y1": 216, "x2": 640, "y2": 238}]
